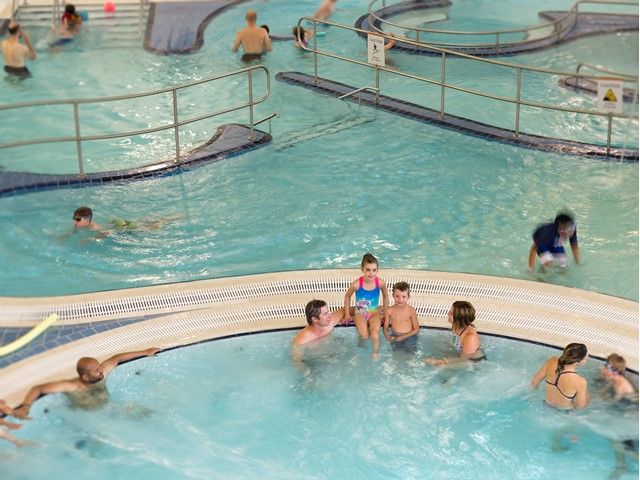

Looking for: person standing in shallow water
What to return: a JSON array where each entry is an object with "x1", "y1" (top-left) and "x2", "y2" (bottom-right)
[
  {"x1": 530, "y1": 342, "x2": 590, "y2": 410},
  {"x1": 231, "y1": 10, "x2": 272, "y2": 62},
  {"x1": 529, "y1": 212, "x2": 580, "y2": 272},
  {"x1": 2, "y1": 22, "x2": 36, "y2": 78}
]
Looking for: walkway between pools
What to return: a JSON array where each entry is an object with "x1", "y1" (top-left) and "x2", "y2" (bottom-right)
[
  {"x1": 144, "y1": 0, "x2": 293, "y2": 54},
  {"x1": 0, "y1": 124, "x2": 271, "y2": 197},
  {"x1": 276, "y1": 72, "x2": 638, "y2": 161},
  {"x1": 356, "y1": 1, "x2": 639, "y2": 56}
]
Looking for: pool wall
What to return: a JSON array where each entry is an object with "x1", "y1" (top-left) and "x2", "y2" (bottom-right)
[{"x1": 1, "y1": 269, "x2": 637, "y2": 403}]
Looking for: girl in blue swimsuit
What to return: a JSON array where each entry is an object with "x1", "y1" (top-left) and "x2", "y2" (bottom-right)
[{"x1": 343, "y1": 253, "x2": 389, "y2": 357}]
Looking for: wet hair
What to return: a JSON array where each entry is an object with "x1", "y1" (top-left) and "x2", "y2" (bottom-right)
[
  {"x1": 305, "y1": 299, "x2": 326, "y2": 325},
  {"x1": 554, "y1": 212, "x2": 575, "y2": 231},
  {"x1": 360, "y1": 252, "x2": 378, "y2": 269},
  {"x1": 606, "y1": 353, "x2": 626, "y2": 373},
  {"x1": 74, "y1": 206, "x2": 93, "y2": 220},
  {"x1": 260, "y1": 24, "x2": 270, "y2": 33},
  {"x1": 556, "y1": 343, "x2": 588, "y2": 374},
  {"x1": 292, "y1": 26, "x2": 306, "y2": 43},
  {"x1": 450, "y1": 301, "x2": 476, "y2": 331},
  {"x1": 245, "y1": 10, "x2": 257, "y2": 22},
  {"x1": 392, "y1": 281, "x2": 410, "y2": 295},
  {"x1": 65, "y1": 4, "x2": 76, "y2": 14},
  {"x1": 8, "y1": 22, "x2": 20, "y2": 35}
]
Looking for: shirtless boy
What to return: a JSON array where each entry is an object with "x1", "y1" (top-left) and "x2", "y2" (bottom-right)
[
  {"x1": 383, "y1": 282, "x2": 420, "y2": 352},
  {"x1": 600, "y1": 354, "x2": 637, "y2": 402},
  {"x1": 232, "y1": 10, "x2": 272, "y2": 62}
]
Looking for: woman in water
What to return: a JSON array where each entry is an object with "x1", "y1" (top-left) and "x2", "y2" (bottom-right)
[
  {"x1": 531, "y1": 342, "x2": 590, "y2": 410},
  {"x1": 425, "y1": 301, "x2": 486, "y2": 366}
]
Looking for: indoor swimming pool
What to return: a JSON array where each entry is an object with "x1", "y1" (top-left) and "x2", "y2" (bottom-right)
[{"x1": 3, "y1": 331, "x2": 638, "y2": 479}]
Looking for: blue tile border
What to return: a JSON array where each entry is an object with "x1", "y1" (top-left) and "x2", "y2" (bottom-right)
[
  {"x1": 356, "y1": 2, "x2": 639, "y2": 57},
  {"x1": 0, "y1": 123, "x2": 272, "y2": 197},
  {"x1": 276, "y1": 71, "x2": 638, "y2": 161}
]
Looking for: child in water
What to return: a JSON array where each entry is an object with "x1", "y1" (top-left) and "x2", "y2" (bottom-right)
[
  {"x1": 383, "y1": 281, "x2": 419, "y2": 353},
  {"x1": 344, "y1": 253, "x2": 389, "y2": 358},
  {"x1": 599, "y1": 354, "x2": 637, "y2": 402}
]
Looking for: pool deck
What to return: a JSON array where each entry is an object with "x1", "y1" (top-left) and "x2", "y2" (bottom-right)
[
  {"x1": 357, "y1": 1, "x2": 639, "y2": 56},
  {"x1": 0, "y1": 269, "x2": 637, "y2": 403},
  {"x1": 0, "y1": 123, "x2": 271, "y2": 197},
  {"x1": 276, "y1": 71, "x2": 638, "y2": 162}
]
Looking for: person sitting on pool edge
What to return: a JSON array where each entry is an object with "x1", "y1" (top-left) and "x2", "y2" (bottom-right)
[
  {"x1": 425, "y1": 301, "x2": 485, "y2": 366},
  {"x1": 12, "y1": 347, "x2": 161, "y2": 418},
  {"x1": 232, "y1": 10, "x2": 272, "y2": 62},
  {"x1": 383, "y1": 281, "x2": 419, "y2": 353},
  {"x1": 528, "y1": 212, "x2": 580, "y2": 272},
  {"x1": 2, "y1": 22, "x2": 36, "y2": 78}
]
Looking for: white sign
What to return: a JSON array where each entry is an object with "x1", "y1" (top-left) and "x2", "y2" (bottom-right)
[
  {"x1": 596, "y1": 78, "x2": 623, "y2": 114},
  {"x1": 367, "y1": 34, "x2": 385, "y2": 67}
]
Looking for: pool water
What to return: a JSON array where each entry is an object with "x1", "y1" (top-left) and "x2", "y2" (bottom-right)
[
  {"x1": 0, "y1": 0, "x2": 637, "y2": 299},
  {"x1": 2, "y1": 330, "x2": 638, "y2": 479}
]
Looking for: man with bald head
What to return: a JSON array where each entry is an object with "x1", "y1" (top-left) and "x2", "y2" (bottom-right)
[
  {"x1": 232, "y1": 10, "x2": 272, "y2": 62},
  {"x1": 12, "y1": 347, "x2": 160, "y2": 418},
  {"x1": 2, "y1": 21, "x2": 36, "y2": 77}
]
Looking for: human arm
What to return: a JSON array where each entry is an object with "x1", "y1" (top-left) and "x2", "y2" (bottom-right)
[
  {"x1": 100, "y1": 347, "x2": 161, "y2": 376},
  {"x1": 231, "y1": 32, "x2": 242, "y2": 52},
  {"x1": 531, "y1": 358, "x2": 552, "y2": 389},
  {"x1": 380, "y1": 279, "x2": 389, "y2": 317},
  {"x1": 573, "y1": 376, "x2": 590, "y2": 409},
  {"x1": 383, "y1": 309, "x2": 393, "y2": 341},
  {"x1": 329, "y1": 308, "x2": 345, "y2": 327},
  {"x1": 384, "y1": 33, "x2": 396, "y2": 50},
  {"x1": 528, "y1": 245, "x2": 537, "y2": 272},
  {"x1": 21, "y1": 31, "x2": 36, "y2": 60},
  {"x1": 570, "y1": 243, "x2": 580, "y2": 265},
  {"x1": 0, "y1": 418, "x2": 21, "y2": 430},
  {"x1": 0, "y1": 428, "x2": 32, "y2": 447},
  {"x1": 343, "y1": 282, "x2": 357, "y2": 323},
  {"x1": 425, "y1": 330, "x2": 481, "y2": 366},
  {"x1": 263, "y1": 30, "x2": 272, "y2": 52},
  {"x1": 12, "y1": 379, "x2": 80, "y2": 419}
]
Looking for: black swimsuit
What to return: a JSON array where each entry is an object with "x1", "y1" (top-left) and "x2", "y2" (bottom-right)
[{"x1": 546, "y1": 371, "x2": 577, "y2": 399}]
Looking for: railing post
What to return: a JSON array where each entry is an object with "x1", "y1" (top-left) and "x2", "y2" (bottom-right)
[
  {"x1": 439, "y1": 51, "x2": 446, "y2": 117},
  {"x1": 606, "y1": 113, "x2": 612, "y2": 156},
  {"x1": 172, "y1": 89, "x2": 180, "y2": 162},
  {"x1": 248, "y1": 69, "x2": 255, "y2": 140},
  {"x1": 73, "y1": 102, "x2": 84, "y2": 177},
  {"x1": 313, "y1": 20, "x2": 318, "y2": 84},
  {"x1": 416, "y1": 30, "x2": 420, "y2": 42},
  {"x1": 515, "y1": 67, "x2": 522, "y2": 136},
  {"x1": 375, "y1": 66, "x2": 380, "y2": 104},
  {"x1": 496, "y1": 32, "x2": 500, "y2": 51}
]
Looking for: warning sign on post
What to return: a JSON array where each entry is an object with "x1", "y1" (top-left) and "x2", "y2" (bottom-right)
[
  {"x1": 367, "y1": 34, "x2": 385, "y2": 67},
  {"x1": 596, "y1": 79, "x2": 623, "y2": 114}
]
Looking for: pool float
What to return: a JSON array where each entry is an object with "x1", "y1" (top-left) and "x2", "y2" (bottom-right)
[{"x1": 0, "y1": 313, "x2": 58, "y2": 356}]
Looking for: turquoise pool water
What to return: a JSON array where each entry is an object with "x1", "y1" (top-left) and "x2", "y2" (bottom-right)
[
  {"x1": 0, "y1": 0, "x2": 637, "y2": 299},
  {"x1": 2, "y1": 330, "x2": 638, "y2": 479}
]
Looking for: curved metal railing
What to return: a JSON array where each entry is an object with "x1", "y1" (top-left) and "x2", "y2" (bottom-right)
[
  {"x1": 575, "y1": 63, "x2": 638, "y2": 81},
  {"x1": 299, "y1": 16, "x2": 638, "y2": 155},
  {"x1": 368, "y1": 0, "x2": 637, "y2": 48},
  {"x1": 0, "y1": 65, "x2": 271, "y2": 176}
]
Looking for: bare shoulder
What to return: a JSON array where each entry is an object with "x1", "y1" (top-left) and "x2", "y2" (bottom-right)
[{"x1": 293, "y1": 326, "x2": 313, "y2": 346}]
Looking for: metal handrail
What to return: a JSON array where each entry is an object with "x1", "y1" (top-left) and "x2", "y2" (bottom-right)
[
  {"x1": 298, "y1": 16, "x2": 637, "y2": 154},
  {"x1": 368, "y1": 0, "x2": 637, "y2": 48},
  {"x1": 575, "y1": 63, "x2": 638, "y2": 81},
  {"x1": 0, "y1": 65, "x2": 272, "y2": 176}
]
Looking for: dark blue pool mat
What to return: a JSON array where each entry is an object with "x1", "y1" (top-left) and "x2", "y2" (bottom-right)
[
  {"x1": 356, "y1": 3, "x2": 639, "y2": 57},
  {"x1": 145, "y1": 0, "x2": 249, "y2": 54},
  {"x1": 276, "y1": 71, "x2": 638, "y2": 161},
  {"x1": 559, "y1": 77, "x2": 639, "y2": 103},
  {"x1": 0, "y1": 123, "x2": 272, "y2": 197}
]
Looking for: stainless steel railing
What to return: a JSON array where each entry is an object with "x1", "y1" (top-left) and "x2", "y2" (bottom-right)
[
  {"x1": 0, "y1": 65, "x2": 272, "y2": 176},
  {"x1": 575, "y1": 63, "x2": 638, "y2": 82},
  {"x1": 368, "y1": 0, "x2": 637, "y2": 49},
  {"x1": 298, "y1": 16, "x2": 638, "y2": 154}
]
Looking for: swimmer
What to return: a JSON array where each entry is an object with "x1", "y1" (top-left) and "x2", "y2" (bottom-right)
[
  {"x1": 530, "y1": 343, "x2": 590, "y2": 411},
  {"x1": 232, "y1": 10, "x2": 272, "y2": 62},
  {"x1": 292, "y1": 299, "x2": 345, "y2": 347},
  {"x1": 2, "y1": 22, "x2": 36, "y2": 78},
  {"x1": 60, "y1": 4, "x2": 83, "y2": 37},
  {"x1": 528, "y1": 212, "x2": 580, "y2": 272},
  {"x1": 292, "y1": 26, "x2": 313, "y2": 49},
  {"x1": 343, "y1": 253, "x2": 389, "y2": 359},
  {"x1": 313, "y1": 0, "x2": 337, "y2": 21},
  {"x1": 599, "y1": 354, "x2": 637, "y2": 402},
  {"x1": 383, "y1": 281, "x2": 419, "y2": 353},
  {"x1": 12, "y1": 347, "x2": 161, "y2": 418},
  {"x1": 425, "y1": 301, "x2": 486, "y2": 366}
]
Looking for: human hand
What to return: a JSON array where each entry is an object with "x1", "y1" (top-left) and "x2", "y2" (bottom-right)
[
  {"x1": 5, "y1": 421, "x2": 22, "y2": 430},
  {"x1": 424, "y1": 357, "x2": 446, "y2": 366},
  {"x1": 11, "y1": 405, "x2": 32, "y2": 420},
  {"x1": 144, "y1": 347, "x2": 162, "y2": 357}
]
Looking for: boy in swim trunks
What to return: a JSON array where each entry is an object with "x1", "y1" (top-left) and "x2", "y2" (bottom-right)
[
  {"x1": 383, "y1": 281, "x2": 419, "y2": 353},
  {"x1": 528, "y1": 212, "x2": 580, "y2": 272},
  {"x1": 2, "y1": 22, "x2": 36, "y2": 78}
]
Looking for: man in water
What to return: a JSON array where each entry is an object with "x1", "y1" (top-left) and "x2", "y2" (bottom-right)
[
  {"x1": 231, "y1": 10, "x2": 272, "y2": 62},
  {"x1": 12, "y1": 347, "x2": 160, "y2": 417},
  {"x1": 2, "y1": 22, "x2": 36, "y2": 78},
  {"x1": 528, "y1": 212, "x2": 580, "y2": 272},
  {"x1": 293, "y1": 299, "x2": 345, "y2": 346}
]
